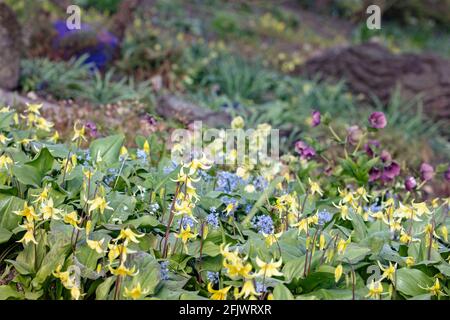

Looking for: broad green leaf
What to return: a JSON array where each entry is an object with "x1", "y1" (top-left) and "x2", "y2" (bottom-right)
[
  {"x1": 0, "y1": 226, "x2": 13, "y2": 243},
  {"x1": 27, "y1": 147, "x2": 54, "y2": 175},
  {"x1": 0, "y1": 195, "x2": 25, "y2": 231},
  {"x1": 90, "y1": 134, "x2": 124, "y2": 166},
  {"x1": 273, "y1": 283, "x2": 294, "y2": 300},
  {"x1": 0, "y1": 285, "x2": 24, "y2": 299},
  {"x1": 396, "y1": 268, "x2": 433, "y2": 297},
  {"x1": 95, "y1": 276, "x2": 116, "y2": 300}
]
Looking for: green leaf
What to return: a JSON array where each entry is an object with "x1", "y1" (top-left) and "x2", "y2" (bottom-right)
[
  {"x1": 273, "y1": 283, "x2": 294, "y2": 300},
  {"x1": 0, "y1": 195, "x2": 25, "y2": 231},
  {"x1": 0, "y1": 111, "x2": 14, "y2": 130},
  {"x1": 95, "y1": 277, "x2": 116, "y2": 300},
  {"x1": 0, "y1": 226, "x2": 13, "y2": 244},
  {"x1": 32, "y1": 242, "x2": 71, "y2": 289},
  {"x1": 396, "y1": 268, "x2": 433, "y2": 297},
  {"x1": 27, "y1": 147, "x2": 54, "y2": 175},
  {"x1": 12, "y1": 164, "x2": 41, "y2": 187},
  {"x1": 90, "y1": 134, "x2": 125, "y2": 166},
  {"x1": 0, "y1": 285, "x2": 24, "y2": 299}
]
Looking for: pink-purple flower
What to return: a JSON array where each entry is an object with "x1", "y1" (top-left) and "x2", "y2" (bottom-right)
[
  {"x1": 445, "y1": 166, "x2": 450, "y2": 182},
  {"x1": 294, "y1": 140, "x2": 316, "y2": 160},
  {"x1": 404, "y1": 176, "x2": 417, "y2": 191},
  {"x1": 368, "y1": 112, "x2": 387, "y2": 129},
  {"x1": 346, "y1": 125, "x2": 362, "y2": 146},
  {"x1": 420, "y1": 163, "x2": 434, "y2": 181},
  {"x1": 311, "y1": 110, "x2": 321, "y2": 127}
]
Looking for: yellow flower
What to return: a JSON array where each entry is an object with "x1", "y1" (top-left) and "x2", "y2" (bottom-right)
[
  {"x1": 0, "y1": 133, "x2": 11, "y2": 144},
  {"x1": 366, "y1": 280, "x2": 383, "y2": 299},
  {"x1": 421, "y1": 278, "x2": 445, "y2": 297},
  {"x1": 64, "y1": 211, "x2": 81, "y2": 229},
  {"x1": 411, "y1": 201, "x2": 431, "y2": 217},
  {"x1": 109, "y1": 264, "x2": 138, "y2": 277},
  {"x1": 378, "y1": 261, "x2": 397, "y2": 282},
  {"x1": 319, "y1": 234, "x2": 326, "y2": 250},
  {"x1": 35, "y1": 116, "x2": 53, "y2": 132},
  {"x1": 333, "y1": 201, "x2": 350, "y2": 221},
  {"x1": 49, "y1": 130, "x2": 59, "y2": 143},
  {"x1": 32, "y1": 185, "x2": 50, "y2": 203},
  {"x1": 14, "y1": 202, "x2": 39, "y2": 222},
  {"x1": 88, "y1": 196, "x2": 113, "y2": 215},
  {"x1": 231, "y1": 116, "x2": 245, "y2": 129},
  {"x1": 235, "y1": 280, "x2": 260, "y2": 299},
  {"x1": 308, "y1": 178, "x2": 323, "y2": 196},
  {"x1": 405, "y1": 256, "x2": 415, "y2": 268},
  {"x1": 175, "y1": 225, "x2": 197, "y2": 244},
  {"x1": 336, "y1": 237, "x2": 351, "y2": 255},
  {"x1": 439, "y1": 225, "x2": 448, "y2": 242},
  {"x1": 256, "y1": 257, "x2": 283, "y2": 278},
  {"x1": 108, "y1": 243, "x2": 135, "y2": 263},
  {"x1": 334, "y1": 264, "x2": 343, "y2": 283},
  {"x1": 124, "y1": 283, "x2": 149, "y2": 300},
  {"x1": 262, "y1": 231, "x2": 282, "y2": 247},
  {"x1": 115, "y1": 227, "x2": 144, "y2": 245},
  {"x1": 87, "y1": 238, "x2": 106, "y2": 254},
  {"x1": 220, "y1": 244, "x2": 240, "y2": 264},
  {"x1": 17, "y1": 221, "x2": 38, "y2": 245},
  {"x1": 27, "y1": 103, "x2": 42, "y2": 115},
  {"x1": 143, "y1": 140, "x2": 150, "y2": 155},
  {"x1": 207, "y1": 282, "x2": 231, "y2": 300},
  {"x1": 72, "y1": 121, "x2": 86, "y2": 142},
  {"x1": 0, "y1": 154, "x2": 14, "y2": 169},
  {"x1": 40, "y1": 198, "x2": 62, "y2": 220},
  {"x1": 185, "y1": 154, "x2": 212, "y2": 174},
  {"x1": 70, "y1": 286, "x2": 82, "y2": 300}
]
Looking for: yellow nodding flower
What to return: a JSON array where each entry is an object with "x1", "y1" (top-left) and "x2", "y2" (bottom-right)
[
  {"x1": 26, "y1": 103, "x2": 43, "y2": 115},
  {"x1": 366, "y1": 280, "x2": 384, "y2": 299},
  {"x1": 124, "y1": 283, "x2": 149, "y2": 300},
  {"x1": 235, "y1": 280, "x2": 260, "y2": 299},
  {"x1": 439, "y1": 225, "x2": 448, "y2": 242},
  {"x1": 88, "y1": 196, "x2": 113, "y2": 215},
  {"x1": 143, "y1": 140, "x2": 150, "y2": 155},
  {"x1": 0, "y1": 154, "x2": 14, "y2": 170},
  {"x1": 421, "y1": 278, "x2": 445, "y2": 297},
  {"x1": 87, "y1": 238, "x2": 106, "y2": 254},
  {"x1": 405, "y1": 256, "x2": 415, "y2": 268},
  {"x1": 40, "y1": 198, "x2": 62, "y2": 220},
  {"x1": 256, "y1": 257, "x2": 283, "y2": 278},
  {"x1": 262, "y1": 231, "x2": 282, "y2": 247},
  {"x1": 175, "y1": 224, "x2": 197, "y2": 244},
  {"x1": 115, "y1": 227, "x2": 144, "y2": 245},
  {"x1": 72, "y1": 121, "x2": 86, "y2": 142},
  {"x1": 32, "y1": 185, "x2": 50, "y2": 203},
  {"x1": 207, "y1": 282, "x2": 231, "y2": 300},
  {"x1": 109, "y1": 263, "x2": 138, "y2": 277},
  {"x1": 14, "y1": 202, "x2": 39, "y2": 222},
  {"x1": 411, "y1": 201, "x2": 431, "y2": 217},
  {"x1": 17, "y1": 221, "x2": 38, "y2": 245},
  {"x1": 333, "y1": 201, "x2": 350, "y2": 221},
  {"x1": 319, "y1": 234, "x2": 326, "y2": 250},
  {"x1": 378, "y1": 261, "x2": 397, "y2": 282},
  {"x1": 337, "y1": 237, "x2": 351, "y2": 255},
  {"x1": 120, "y1": 146, "x2": 128, "y2": 157},
  {"x1": 335, "y1": 264, "x2": 343, "y2": 283},
  {"x1": 308, "y1": 178, "x2": 323, "y2": 197},
  {"x1": 0, "y1": 133, "x2": 11, "y2": 144},
  {"x1": 64, "y1": 211, "x2": 81, "y2": 229},
  {"x1": 49, "y1": 130, "x2": 59, "y2": 143}
]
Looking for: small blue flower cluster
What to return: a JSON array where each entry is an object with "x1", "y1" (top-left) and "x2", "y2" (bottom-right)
[
  {"x1": 163, "y1": 161, "x2": 178, "y2": 174},
  {"x1": 252, "y1": 176, "x2": 268, "y2": 192},
  {"x1": 252, "y1": 215, "x2": 274, "y2": 234},
  {"x1": 103, "y1": 167, "x2": 118, "y2": 185},
  {"x1": 255, "y1": 281, "x2": 267, "y2": 294},
  {"x1": 206, "y1": 207, "x2": 219, "y2": 229},
  {"x1": 179, "y1": 215, "x2": 195, "y2": 229},
  {"x1": 317, "y1": 209, "x2": 333, "y2": 225},
  {"x1": 159, "y1": 261, "x2": 169, "y2": 281},
  {"x1": 206, "y1": 271, "x2": 219, "y2": 284},
  {"x1": 136, "y1": 149, "x2": 148, "y2": 163},
  {"x1": 215, "y1": 171, "x2": 243, "y2": 193}
]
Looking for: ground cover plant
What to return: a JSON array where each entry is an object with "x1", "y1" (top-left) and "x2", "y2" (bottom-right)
[{"x1": 0, "y1": 0, "x2": 449, "y2": 301}]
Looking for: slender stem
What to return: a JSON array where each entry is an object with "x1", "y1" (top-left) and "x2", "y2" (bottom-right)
[{"x1": 162, "y1": 183, "x2": 181, "y2": 258}]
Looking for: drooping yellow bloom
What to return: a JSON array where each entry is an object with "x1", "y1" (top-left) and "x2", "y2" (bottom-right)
[
  {"x1": 411, "y1": 201, "x2": 431, "y2": 217},
  {"x1": 88, "y1": 196, "x2": 112, "y2": 215},
  {"x1": 17, "y1": 221, "x2": 38, "y2": 245},
  {"x1": 64, "y1": 211, "x2": 81, "y2": 229},
  {"x1": 319, "y1": 234, "x2": 326, "y2": 250},
  {"x1": 108, "y1": 243, "x2": 135, "y2": 263},
  {"x1": 308, "y1": 178, "x2": 323, "y2": 196},
  {"x1": 115, "y1": 227, "x2": 144, "y2": 245},
  {"x1": 0, "y1": 133, "x2": 11, "y2": 144},
  {"x1": 175, "y1": 225, "x2": 197, "y2": 244},
  {"x1": 87, "y1": 238, "x2": 106, "y2": 254},
  {"x1": 334, "y1": 264, "x2": 343, "y2": 283},
  {"x1": 61, "y1": 154, "x2": 77, "y2": 174},
  {"x1": 26, "y1": 103, "x2": 43, "y2": 115},
  {"x1": 439, "y1": 225, "x2": 448, "y2": 242},
  {"x1": 333, "y1": 201, "x2": 351, "y2": 221},
  {"x1": 256, "y1": 257, "x2": 283, "y2": 278},
  {"x1": 35, "y1": 116, "x2": 54, "y2": 132},
  {"x1": 109, "y1": 263, "x2": 138, "y2": 277},
  {"x1": 14, "y1": 202, "x2": 39, "y2": 222},
  {"x1": 49, "y1": 130, "x2": 59, "y2": 143},
  {"x1": 207, "y1": 282, "x2": 231, "y2": 300},
  {"x1": 235, "y1": 280, "x2": 260, "y2": 299},
  {"x1": 40, "y1": 198, "x2": 62, "y2": 220},
  {"x1": 124, "y1": 283, "x2": 149, "y2": 300},
  {"x1": 143, "y1": 140, "x2": 150, "y2": 155},
  {"x1": 72, "y1": 121, "x2": 86, "y2": 142},
  {"x1": 405, "y1": 256, "x2": 415, "y2": 268},
  {"x1": 336, "y1": 237, "x2": 351, "y2": 255},
  {"x1": 366, "y1": 280, "x2": 384, "y2": 299},
  {"x1": 262, "y1": 231, "x2": 282, "y2": 247},
  {"x1": 0, "y1": 154, "x2": 14, "y2": 169},
  {"x1": 378, "y1": 262, "x2": 397, "y2": 282},
  {"x1": 185, "y1": 154, "x2": 212, "y2": 174},
  {"x1": 220, "y1": 244, "x2": 241, "y2": 264},
  {"x1": 32, "y1": 185, "x2": 50, "y2": 203}
]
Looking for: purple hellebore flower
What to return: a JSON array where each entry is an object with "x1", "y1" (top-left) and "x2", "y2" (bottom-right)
[
  {"x1": 445, "y1": 166, "x2": 450, "y2": 182},
  {"x1": 368, "y1": 111, "x2": 387, "y2": 129},
  {"x1": 369, "y1": 167, "x2": 381, "y2": 182},
  {"x1": 364, "y1": 140, "x2": 380, "y2": 158},
  {"x1": 380, "y1": 150, "x2": 392, "y2": 164},
  {"x1": 346, "y1": 125, "x2": 362, "y2": 146},
  {"x1": 420, "y1": 163, "x2": 434, "y2": 181},
  {"x1": 311, "y1": 110, "x2": 321, "y2": 127},
  {"x1": 294, "y1": 140, "x2": 315, "y2": 160},
  {"x1": 85, "y1": 121, "x2": 98, "y2": 138},
  {"x1": 381, "y1": 161, "x2": 400, "y2": 182},
  {"x1": 404, "y1": 176, "x2": 417, "y2": 191},
  {"x1": 143, "y1": 114, "x2": 157, "y2": 126}
]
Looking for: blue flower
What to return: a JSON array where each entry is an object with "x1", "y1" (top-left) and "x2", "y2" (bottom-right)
[
  {"x1": 317, "y1": 209, "x2": 332, "y2": 225},
  {"x1": 253, "y1": 176, "x2": 268, "y2": 192},
  {"x1": 179, "y1": 215, "x2": 195, "y2": 229},
  {"x1": 137, "y1": 149, "x2": 147, "y2": 162},
  {"x1": 159, "y1": 261, "x2": 169, "y2": 280},
  {"x1": 207, "y1": 271, "x2": 219, "y2": 284},
  {"x1": 206, "y1": 209, "x2": 219, "y2": 229},
  {"x1": 163, "y1": 161, "x2": 178, "y2": 174},
  {"x1": 215, "y1": 171, "x2": 243, "y2": 193},
  {"x1": 252, "y1": 215, "x2": 274, "y2": 234},
  {"x1": 255, "y1": 281, "x2": 267, "y2": 294}
]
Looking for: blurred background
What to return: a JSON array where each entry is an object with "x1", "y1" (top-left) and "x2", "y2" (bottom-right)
[{"x1": 0, "y1": 0, "x2": 449, "y2": 195}]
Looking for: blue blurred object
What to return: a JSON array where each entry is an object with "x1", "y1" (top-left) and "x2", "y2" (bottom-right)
[{"x1": 52, "y1": 20, "x2": 119, "y2": 69}]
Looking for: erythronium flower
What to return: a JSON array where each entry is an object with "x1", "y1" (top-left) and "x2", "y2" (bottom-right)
[
  {"x1": 14, "y1": 202, "x2": 39, "y2": 222},
  {"x1": 235, "y1": 280, "x2": 260, "y2": 299},
  {"x1": 366, "y1": 280, "x2": 384, "y2": 299},
  {"x1": 420, "y1": 163, "x2": 434, "y2": 181},
  {"x1": 308, "y1": 178, "x2": 323, "y2": 196},
  {"x1": 123, "y1": 283, "x2": 149, "y2": 300},
  {"x1": 311, "y1": 110, "x2": 321, "y2": 127},
  {"x1": 40, "y1": 198, "x2": 62, "y2": 220},
  {"x1": 378, "y1": 261, "x2": 397, "y2": 282},
  {"x1": 88, "y1": 196, "x2": 113, "y2": 214},
  {"x1": 64, "y1": 211, "x2": 81, "y2": 229},
  {"x1": 87, "y1": 238, "x2": 106, "y2": 254},
  {"x1": 420, "y1": 278, "x2": 445, "y2": 297},
  {"x1": 72, "y1": 121, "x2": 87, "y2": 142},
  {"x1": 115, "y1": 228, "x2": 144, "y2": 245},
  {"x1": 368, "y1": 111, "x2": 387, "y2": 129},
  {"x1": 175, "y1": 224, "x2": 197, "y2": 244},
  {"x1": 207, "y1": 282, "x2": 231, "y2": 300},
  {"x1": 256, "y1": 257, "x2": 283, "y2": 278},
  {"x1": 334, "y1": 264, "x2": 343, "y2": 283},
  {"x1": 18, "y1": 221, "x2": 38, "y2": 245},
  {"x1": 109, "y1": 264, "x2": 138, "y2": 277}
]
